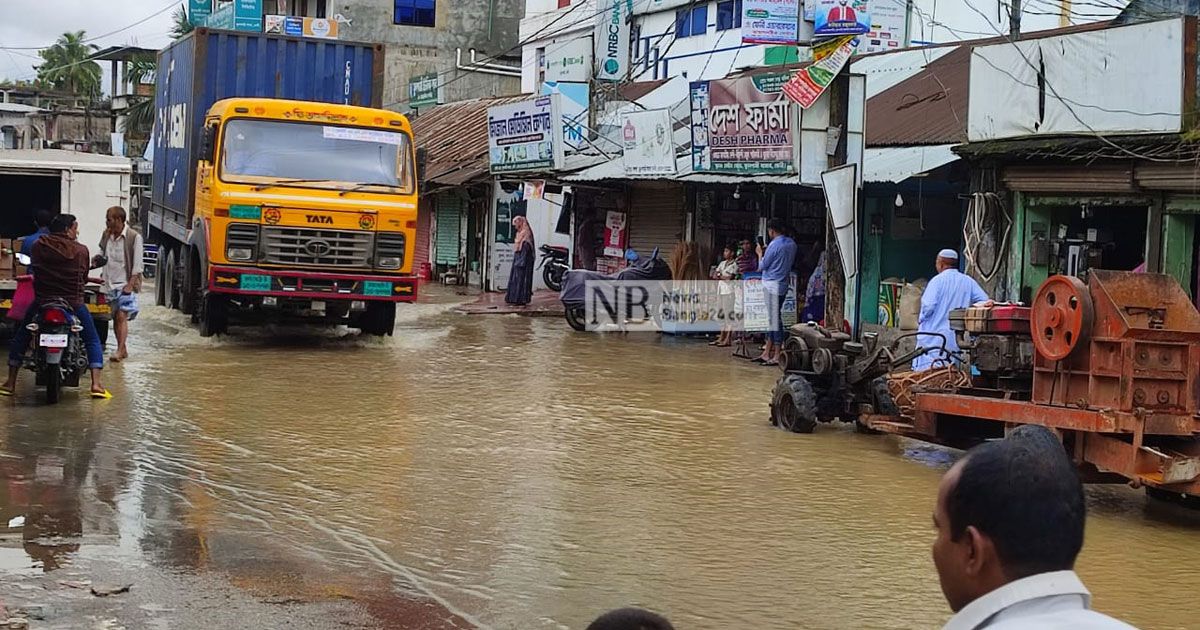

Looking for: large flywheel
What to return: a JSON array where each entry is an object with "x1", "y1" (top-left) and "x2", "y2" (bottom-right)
[{"x1": 1031, "y1": 275, "x2": 1094, "y2": 361}]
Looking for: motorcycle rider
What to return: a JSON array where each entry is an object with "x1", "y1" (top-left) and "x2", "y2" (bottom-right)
[{"x1": 1, "y1": 214, "x2": 107, "y2": 398}]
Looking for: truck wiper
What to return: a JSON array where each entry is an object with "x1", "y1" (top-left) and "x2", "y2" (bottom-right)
[
  {"x1": 338, "y1": 182, "x2": 399, "y2": 197},
  {"x1": 252, "y1": 178, "x2": 334, "y2": 191}
]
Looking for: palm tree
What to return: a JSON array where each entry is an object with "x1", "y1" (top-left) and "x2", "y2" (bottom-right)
[
  {"x1": 172, "y1": 4, "x2": 195, "y2": 40},
  {"x1": 122, "y1": 58, "x2": 157, "y2": 137},
  {"x1": 36, "y1": 31, "x2": 102, "y2": 99}
]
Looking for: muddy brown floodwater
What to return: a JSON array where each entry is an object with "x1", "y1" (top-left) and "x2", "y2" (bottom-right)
[{"x1": 2, "y1": 294, "x2": 1200, "y2": 629}]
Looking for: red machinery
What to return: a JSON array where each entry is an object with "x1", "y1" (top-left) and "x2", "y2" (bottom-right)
[{"x1": 865, "y1": 271, "x2": 1200, "y2": 500}]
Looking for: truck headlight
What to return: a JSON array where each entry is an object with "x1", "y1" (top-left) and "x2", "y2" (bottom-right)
[
  {"x1": 374, "y1": 232, "x2": 405, "y2": 269},
  {"x1": 226, "y1": 223, "x2": 260, "y2": 262},
  {"x1": 377, "y1": 256, "x2": 401, "y2": 269}
]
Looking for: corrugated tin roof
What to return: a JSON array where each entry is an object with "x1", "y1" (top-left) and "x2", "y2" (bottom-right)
[
  {"x1": 863, "y1": 145, "x2": 960, "y2": 183},
  {"x1": 409, "y1": 95, "x2": 527, "y2": 187},
  {"x1": 0, "y1": 103, "x2": 45, "y2": 114},
  {"x1": 866, "y1": 46, "x2": 971, "y2": 147}
]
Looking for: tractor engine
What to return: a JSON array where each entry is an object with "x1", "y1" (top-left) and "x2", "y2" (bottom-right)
[{"x1": 951, "y1": 306, "x2": 1036, "y2": 394}]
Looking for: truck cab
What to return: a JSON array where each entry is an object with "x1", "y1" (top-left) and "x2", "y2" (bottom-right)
[{"x1": 157, "y1": 97, "x2": 420, "y2": 336}]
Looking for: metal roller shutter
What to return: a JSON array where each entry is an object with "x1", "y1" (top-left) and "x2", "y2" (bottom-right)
[
  {"x1": 627, "y1": 184, "x2": 685, "y2": 260},
  {"x1": 435, "y1": 195, "x2": 464, "y2": 266},
  {"x1": 415, "y1": 199, "x2": 432, "y2": 271}
]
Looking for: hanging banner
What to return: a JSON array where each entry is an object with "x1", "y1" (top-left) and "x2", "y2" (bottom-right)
[
  {"x1": 813, "y1": 0, "x2": 870, "y2": 37},
  {"x1": 742, "y1": 0, "x2": 802, "y2": 45},
  {"x1": 603, "y1": 211, "x2": 628, "y2": 257},
  {"x1": 621, "y1": 109, "x2": 676, "y2": 175},
  {"x1": 689, "y1": 81, "x2": 711, "y2": 172},
  {"x1": 594, "y1": 0, "x2": 635, "y2": 81},
  {"x1": 522, "y1": 180, "x2": 546, "y2": 200},
  {"x1": 782, "y1": 35, "x2": 858, "y2": 108},
  {"x1": 860, "y1": 0, "x2": 907, "y2": 54},
  {"x1": 541, "y1": 81, "x2": 589, "y2": 151},
  {"x1": 487, "y1": 95, "x2": 565, "y2": 174},
  {"x1": 696, "y1": 73, "x2": 794, "y2": 174}
]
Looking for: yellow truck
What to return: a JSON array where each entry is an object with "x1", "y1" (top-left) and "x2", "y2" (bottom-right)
[{"x1": 149, "y1": 30, "x2": 419, "y2": 336}]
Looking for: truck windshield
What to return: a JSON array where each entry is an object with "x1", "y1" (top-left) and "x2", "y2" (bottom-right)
[{"x1": 220, "y1": 119, "x2": 414, "y2": 193}]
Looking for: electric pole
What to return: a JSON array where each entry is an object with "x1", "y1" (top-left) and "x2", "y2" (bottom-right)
[{"x1": 1010, "y1": 0, "x2": 1022, "y2": 39}]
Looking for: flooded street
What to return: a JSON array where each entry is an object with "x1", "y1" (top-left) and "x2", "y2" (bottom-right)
[{"x1": 2, "y1": 294, "x2": 1200, "y2": 629}]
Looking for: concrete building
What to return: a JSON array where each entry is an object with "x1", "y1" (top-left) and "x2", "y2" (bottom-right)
[{"x1": 263, "y1": 0, "x2": 526, "y2": 111}]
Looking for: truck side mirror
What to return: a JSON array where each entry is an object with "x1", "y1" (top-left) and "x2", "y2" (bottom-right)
[
  {"x1": 200, "y1": 124, "x2": 218, "y2": 164},
  {"x1": 415, "y1": 147, "x2": 428, "y2": 189}
]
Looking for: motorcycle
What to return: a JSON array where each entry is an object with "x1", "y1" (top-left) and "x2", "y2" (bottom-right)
[
  {"x1": 560, "y1": 248, "x2": 673, "y2": 332},
  {"x1": 13, "y1": 254, "x2": 90, "y2": 404},
  {"x1": 538, "y1": 244, "x2": 570, "y2": 292}
]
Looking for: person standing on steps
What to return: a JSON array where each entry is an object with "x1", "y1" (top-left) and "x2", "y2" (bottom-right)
[{"x1": 98, "y1": 206, "x2": 143, "y2": 363}]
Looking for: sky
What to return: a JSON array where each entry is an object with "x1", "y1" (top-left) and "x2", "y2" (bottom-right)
[{"x1": 0, "y1": 0, "x2": 178, "y2": 83}]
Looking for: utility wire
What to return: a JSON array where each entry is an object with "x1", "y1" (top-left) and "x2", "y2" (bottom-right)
[{"x1": 0, "y1": 0, "x2": 177, "y2": 51}]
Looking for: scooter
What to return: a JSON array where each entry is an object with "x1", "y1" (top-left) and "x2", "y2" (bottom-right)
[
  {"x1": 13, "y1": 253, "x2": 92, "y2": 404},
  {"x1": 538, "y1": 244, "x2": 570, "y2": 292},
  {"x1": 559, "y1": 248, "x2": 672, "y2": 332}
]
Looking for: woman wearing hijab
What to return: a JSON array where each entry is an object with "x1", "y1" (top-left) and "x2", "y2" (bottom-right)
[{"x1": 506, "y1": 215, "x2": 535, "y2": 306}]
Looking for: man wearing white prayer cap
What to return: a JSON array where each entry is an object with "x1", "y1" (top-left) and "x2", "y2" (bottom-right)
[{"x1": 913, "y1": 249, "x2": 993, "y2": 371}]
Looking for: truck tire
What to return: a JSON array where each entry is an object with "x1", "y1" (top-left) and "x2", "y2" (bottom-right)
[
  {"x1": 180, "y1": 250, "x2": 200, "y2": 317},
  {"x1": 95, "y1": 319, "x2": 110, "y2": 347},
  {"x1": 157, "y1": 249, "x2": 178, "y2": 309},
  {"x1": 360, "y1": 302, "x2": 396, "y2": 336},
  {"x1": 197, "y1": 292, "x2": 228, "y2": 338},
  {"x1": 771, "y1": 373, "x2": 819, "y2": 434}
]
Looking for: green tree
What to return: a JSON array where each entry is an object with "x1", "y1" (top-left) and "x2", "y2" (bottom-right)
[
  {"x1": 36, "y1": 31, "x2": 101, "y2": 98},
  {"x1": 122, "y1": 58, "x2": 158, "y2": 136},
  {"x1": 172, "y1": 4, "x2": 195, "y2": 40}
]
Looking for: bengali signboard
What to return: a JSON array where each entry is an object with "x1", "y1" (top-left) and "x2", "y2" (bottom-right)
[
  {"x1": 204, "y1": 0, "x2": 262, "y2": 31},
  {"x1": 594, "y1": 0, "x2": 635, "y2": 81},
  {"x1": 544, "y1": 37, "x2": 593, "y2": 83},
  {"x1": 742, "y1": 0, "x2": 801, "y2": 45},
  {"x1": 189, "y1": 0, "x2": 213, "y2": 24},
  {"x1": 742, "y1": 272, "x2": 799, "y2": 331},
  {"x1": 813, "y1": 0, "x2": 870, "y2": 37},
  {"x1": 692, "y1": 73, "x2": 794, "y2": 174},
  {"x1": 621, "y1": 109, "x2": 676, "y2": 175},
  {"x1": 782, "y1": 35, "x2": 858, "y2": 108},
  {"x1": 487, "y1": 95, "x2": 565, "y2": 174},
  {"x1": 860, "y1": 0, "x2": 907, "y2": 54},
  {"x1": 408, "y1": 73, "x2": 440, "y2": 109},
  {"x1": 265, "y1": 15, "x2": 339, "y2": 38}
]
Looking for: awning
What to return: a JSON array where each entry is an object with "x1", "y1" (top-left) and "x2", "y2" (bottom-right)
[
  {"x1": 863, "y1": 144, "x2": 960, "y2": 184},
  {"x1": 564, "y1": 155, "x2": 807, "y2": 185}
]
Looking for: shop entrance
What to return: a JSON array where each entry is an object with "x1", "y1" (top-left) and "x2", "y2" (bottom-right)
[{"x1": 1045, "y1": 205, "x2": 1148, "y2": 277}]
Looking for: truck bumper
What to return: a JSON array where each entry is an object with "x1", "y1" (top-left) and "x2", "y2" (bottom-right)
[{"x1": 208, "y1": 266, "x2": 419, "y2": 302}]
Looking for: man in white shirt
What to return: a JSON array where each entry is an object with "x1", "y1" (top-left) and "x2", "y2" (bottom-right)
[
  {"x1": 99, "y1": 206, "x2": 143, "y2": 363},
  {"x1": 933, "y1": 425, "x2": 1138, "y2": 630}
]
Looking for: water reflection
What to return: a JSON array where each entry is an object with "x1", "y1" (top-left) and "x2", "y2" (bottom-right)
[{"x1": 0, "y1": 302, "x2": 1198, "y2": 629}]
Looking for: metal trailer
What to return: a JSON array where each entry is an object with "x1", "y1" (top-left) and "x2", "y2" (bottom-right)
[{"x1": 857, "y1": 271, "x2": 1200, "y2": 500}]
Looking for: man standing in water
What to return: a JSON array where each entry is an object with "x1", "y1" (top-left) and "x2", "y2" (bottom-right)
[
  {"x1": 932, "y1": 426, "x2": 1137, "y2": 629},
  {"x1": 98, "y1": 206, "x2": 143, "y2": 363},
  {"x1": 755, "y1": 220, "x2": 797, "y2": 366},
  {"x1": 913, "y1": 249, "x2": 990, "y2": 371}
]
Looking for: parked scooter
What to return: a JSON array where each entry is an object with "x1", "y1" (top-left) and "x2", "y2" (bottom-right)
[
  {"x1": 559, "y1": 248, "x2": 673, "y2": 331},
  {"x1": 538, "y1": 244, "x2": 570, "y2": 292}
]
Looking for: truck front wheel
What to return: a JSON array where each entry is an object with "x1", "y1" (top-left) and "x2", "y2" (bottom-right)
[
  {"x1": 197, "y1": 292, "x2": 228, "y2": 338},
  {"x1": 360, "y1": 302, "x2": 396, "y2": 337}
]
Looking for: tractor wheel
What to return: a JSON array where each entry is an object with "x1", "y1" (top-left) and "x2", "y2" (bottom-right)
[
  {"x1": 856, "y1": 377, "x2": 896, "y2": 435},
  {"x1": 771, "y1": 373, "x2": 819, "y2": 434}
]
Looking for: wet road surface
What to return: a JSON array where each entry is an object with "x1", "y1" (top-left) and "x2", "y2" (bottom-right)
[{"x1": 2, "y1": 291, "x2": 1199, "y2": 629}]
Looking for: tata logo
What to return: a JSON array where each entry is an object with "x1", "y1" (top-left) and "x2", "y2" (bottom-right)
[
  {"x1": 306, "y1": 214, "x2": 334, "y2": 224},
  {"x1": 304, "y1": 239, "x2": 333, "y2": 257}
]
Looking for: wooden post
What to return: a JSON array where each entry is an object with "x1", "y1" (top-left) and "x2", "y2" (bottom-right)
[{"x1": 825, "y1": 75, "x2": 849, "y2": 331}]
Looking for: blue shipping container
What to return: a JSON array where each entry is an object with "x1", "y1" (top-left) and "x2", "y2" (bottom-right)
[{"x1": 150, "y1": 28, "x2": 383, "y2": 242}]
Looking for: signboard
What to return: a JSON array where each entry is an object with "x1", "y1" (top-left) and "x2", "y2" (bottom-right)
[
  {"x1": 487, "y1": 95, "x2": 565, "y2": 174},
  {"x1": 408, "y1": 72, "x2": 440, "y2": 109},
  {"x1": 692, "y1": 73, "x2": 794, "y2": 174},
  {"x1": 860, "y1": 0, "x2": 907, "y2": 54},
  {"x1": 594, "y1": 0, "x2": 635, "y2": 81},
  {"x1": 742, "y1": 272, "x2": 799, "y2": 331},
  {"x1": 204, "y1": 0, "x2": 262, "y2": 31},
  {"x1": 265, "y1": 15, "x2": 337, "y2": 38},
  {"x1": 603, "y1": 211, "x2": 628, "y2": 257},
  {"x1": 621, "y1": 109, "x2": 676, "y2": 176},
  {"x1": 813, "y1": 0, "x2": 870, "y2": 36},
  {"x1": 544, "y1": 37, "x2": 593, "y2": 83},
  {"x1": 783, "y1": 35, "x2": 858, "y2": 108},
  {"x1": 742, "y1": 0, "x2": 802, "y2": 45},
  {"x1": 189, "y1": 0, "x2": 213, "y2": 24},
  {"x1": 541, "y1": 81, "x2": 589, "y2": 151}
]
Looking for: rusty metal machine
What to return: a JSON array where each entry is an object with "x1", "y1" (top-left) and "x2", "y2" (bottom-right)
[{"x1": 773, "y1": 270, "x2": 1200, "y2": 503}]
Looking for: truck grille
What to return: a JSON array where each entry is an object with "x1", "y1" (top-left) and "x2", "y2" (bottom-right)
[{"x1": 262, "y1": 227, "x2": 373, "y2": 268}]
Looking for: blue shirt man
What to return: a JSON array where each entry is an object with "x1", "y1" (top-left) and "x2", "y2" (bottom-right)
[
  {"x1": 914, "y1": 249, "x2": 990, "y2": 371},
  {"x1": 755, "y1": 221, "x2": 798, "y2": 364}
]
